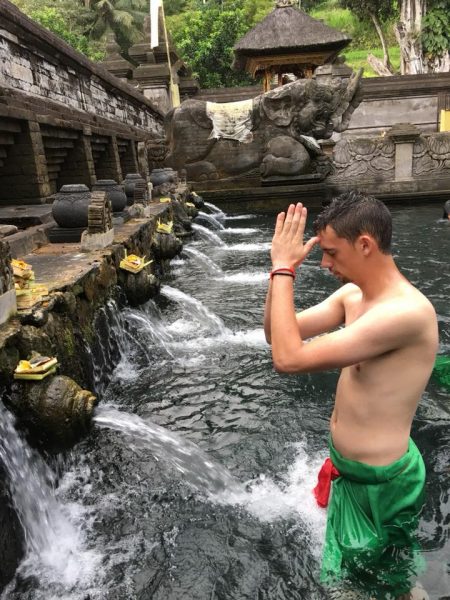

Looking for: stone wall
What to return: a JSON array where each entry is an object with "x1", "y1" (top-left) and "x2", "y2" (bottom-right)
[
  {"x1": 0, "y1": 0, "x2": 165, "y2": 204},
  {"x1": 0, "y1": 1, "x2": 163, "y2": 132}
]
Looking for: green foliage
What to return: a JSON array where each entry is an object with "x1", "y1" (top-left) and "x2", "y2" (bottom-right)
[
  {"x1": 80, "y1": 0, "x2": 147, "y2": 53},
  {"x1": 164, "y1": 0, "x2": 188, "y2": 16},
  {"x1": 28, "y1": 6, "x2": 104, "y2": 60},
  {"x1": 338, "y1": 0, "x2": 394, "y2": 22},
  {"x1": 310, "y1": 5, "x2": 381, "y2": 49},
  {"x1": 168, "y1": 0, "x2": 257, "y2": 88},
  {"x1": 344, "y1": 45, "x2": 400, "y2": 76},
  {"x1": 422, "y1": 1, "x2": 450, "y2": 60},
  {"x1": 12, "y1": 0, "x2": 147, "y2": 58}
]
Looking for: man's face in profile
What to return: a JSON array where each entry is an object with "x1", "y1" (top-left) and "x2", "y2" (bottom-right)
[{"x1": 318, "y1": 226, "x2": 357, "y2": 284}]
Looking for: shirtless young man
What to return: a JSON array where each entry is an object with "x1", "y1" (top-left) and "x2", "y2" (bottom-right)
[{"x1": 264, "y1": 192, "x2": 438, "y2": 599}]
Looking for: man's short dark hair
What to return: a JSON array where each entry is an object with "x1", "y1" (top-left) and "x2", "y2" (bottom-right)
[{"x1": 314, "y1": 191, "x2": 392, "y2": 254}]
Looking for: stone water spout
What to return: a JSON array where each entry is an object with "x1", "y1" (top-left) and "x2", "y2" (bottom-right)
[{"x1": 9, "y1": 375, "x2": 96, "y2": 449}]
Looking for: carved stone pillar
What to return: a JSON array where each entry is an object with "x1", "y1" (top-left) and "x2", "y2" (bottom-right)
[{"x1": 388, "y1": 123, "x2": 421, "y2": 181}]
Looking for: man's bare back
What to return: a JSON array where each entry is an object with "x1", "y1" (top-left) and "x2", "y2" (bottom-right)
[{"x1": 330, "y1": 281, "x2": 438, "y2": 466}]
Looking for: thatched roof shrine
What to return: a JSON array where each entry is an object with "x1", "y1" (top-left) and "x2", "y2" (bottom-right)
[{"x1": 233, "y1": 0, "x2": 351, "y2": 89}]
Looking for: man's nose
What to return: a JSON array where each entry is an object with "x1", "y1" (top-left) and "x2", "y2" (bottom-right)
[{"x1": 320, "y1": 254, "x2": 331, "y2": 268}]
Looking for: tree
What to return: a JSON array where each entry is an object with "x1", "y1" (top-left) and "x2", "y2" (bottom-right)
[
  {"x1": 395, "y1": 0, "x2": 450, "y2": 74},
  {"x1": 79, "y1": 0, "x2": 147, "y2": 52},
  {"x1": 339, "y1": 0, "x2": 395, "y2": 72},
  {"x1": 15, "y1": 2, "x2": 104, "y2": 60},
  {"x1": 169, "y1": 0, "x2": 256, "y2": 88},
  {"x1": 394, "y1": 0, "x2": 425, "y2": 74}
]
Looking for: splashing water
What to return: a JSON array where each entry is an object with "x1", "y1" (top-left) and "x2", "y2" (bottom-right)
[
  {"x1": 182, "y1": 246, "x2": 223, "y2": 275},
  {"x1": 215, "y1": 440, "x2": 327, "y2": 560},
  {"x1": 94, "y1": 406, "x2": 241, "y2": 495},
  {"x1": 0, "y1": 402, "x2": 101, "y2": 598},
  {"x1": 223, "y1": 242, "x2": 271, "y2": 252},
  {"x1": 218, "y1": 272, "x2": 268, "y2": 284},
  {"x1": 222, "y1": 227, "x2": 259, "y2": 235},
  {"x1": 161, "y1": 285, "x2": 229, "y2": 335},
  {"x1": 192, "y1": 223, "x2": 225, "y2": 246},
  {"x1": 204, "y1": 201, "x2": 226, "y2": 220},
  {"x1": 196, "y1": 211, "x2": 225, "y2": 230},
  {"x1": 93, "y1": 406, "x2": 326, "y2": 555}
]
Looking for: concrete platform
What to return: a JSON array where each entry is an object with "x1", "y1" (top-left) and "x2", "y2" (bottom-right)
[{"x1": 19, "y1": 204, "x2": 169, "y2": 292}]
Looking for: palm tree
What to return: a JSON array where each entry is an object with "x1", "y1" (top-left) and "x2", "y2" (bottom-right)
[{"x1": 81, "y1": 0, "x2": 147, "y2": 51}]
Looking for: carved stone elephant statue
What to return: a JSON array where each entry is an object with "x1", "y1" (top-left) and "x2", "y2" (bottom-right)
[{"x1": 164, "y1": 70, "x2": 361, "y2": 181}]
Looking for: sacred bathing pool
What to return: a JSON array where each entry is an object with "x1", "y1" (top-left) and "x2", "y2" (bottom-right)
[{"x1": 0, "y1": 0, "x2": 449, "y2": 598}]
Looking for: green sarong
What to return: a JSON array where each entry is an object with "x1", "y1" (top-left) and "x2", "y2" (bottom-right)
[{"x1": 321, "y1": 438, "x2": 426, "y2": 598}]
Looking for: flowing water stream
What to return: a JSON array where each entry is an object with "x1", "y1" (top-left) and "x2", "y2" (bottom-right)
[{"x1": 1, "y1": 204, "x2": 449, "y2": 599}]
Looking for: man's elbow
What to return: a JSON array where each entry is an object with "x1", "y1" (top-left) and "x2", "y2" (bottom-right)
[{"x1": 272, "y1": 356, "x2": 305, "y2": 374}]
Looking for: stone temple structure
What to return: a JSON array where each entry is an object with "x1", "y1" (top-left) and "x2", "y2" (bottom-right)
[{"x1": 233, "y1": 0, "x2": 352, "y2": 90}]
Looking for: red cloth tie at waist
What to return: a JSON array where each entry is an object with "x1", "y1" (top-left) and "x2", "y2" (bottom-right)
[{"x1": 313, "y1": 458, "x2": 340, "y2": 508}]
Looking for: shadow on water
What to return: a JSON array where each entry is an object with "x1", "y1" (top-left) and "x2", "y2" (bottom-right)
[{"x1": 3, "y1": 202, "x2": 449, "y2": 599}]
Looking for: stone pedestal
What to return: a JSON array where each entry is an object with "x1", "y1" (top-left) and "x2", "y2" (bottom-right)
[
  {"x1": 388, "y1": 123, "x2": 421, "y2": 181},
  {"x1": 81, "y1": 228, "x2": 114, "y2": 252}
]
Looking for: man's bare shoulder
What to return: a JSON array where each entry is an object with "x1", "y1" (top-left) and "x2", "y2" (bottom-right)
[
  {"x1": 393, "y1": 280, "x2": 437, "y2": 321},
  {"x1": 365, "y1": 280, "x2": 437, "y2": 346}
]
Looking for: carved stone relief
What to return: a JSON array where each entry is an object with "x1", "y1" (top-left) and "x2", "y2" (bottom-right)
[
  {"x1": 330, "y1": 137, "x2": 395, "y2": 181},
  {"x1": 413, "y1": 133, "x2": 450, "y2": 177}
]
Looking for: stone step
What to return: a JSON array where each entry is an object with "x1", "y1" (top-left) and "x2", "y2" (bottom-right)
[
  {"x1": 47, "y1": 155, "x2": 67, "y2": 164},
  {"x1": 43, "y1": 139, "x2": 75, "y2": 149},
  {"x1": 40, "y1": 128, "x2": 79, "y2": 139},
  {"x1": 47, "y1": 164, "x2": 62, "y2": 174},
  {"x1": 0, "y1": 118, "x2": 21, "y2": 133},
  {"x1": 0, "y1": 133, "x2": 15, "y2": 145},
  {"x1": 44, "y1": 148, "x2": 70, "y2": 159}
]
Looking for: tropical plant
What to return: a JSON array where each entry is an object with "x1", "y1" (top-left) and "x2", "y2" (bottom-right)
[
  {"x1": 24, "y1": 4, "x2": 104, "y2": 60},
  {"x1": 79, "y1": 0, "x2": 147, "y2": 52},
  {"x1": 422, "y1": 0, "x2": 450, "y2": 71},
  {"x1": 169, "y1": 0, "x2": 257, "y2": 88}
]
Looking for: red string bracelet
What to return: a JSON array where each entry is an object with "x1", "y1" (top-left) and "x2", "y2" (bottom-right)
[{"x1": 270, "y1": 266, "x2": 295, "y2": 280}]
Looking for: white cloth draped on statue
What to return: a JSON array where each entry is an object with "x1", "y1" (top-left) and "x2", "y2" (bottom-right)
[{"x1": 206, "y1": 99, "x2": 254, "y2": 143}]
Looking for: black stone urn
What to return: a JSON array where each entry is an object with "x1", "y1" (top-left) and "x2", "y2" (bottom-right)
[
  {"x1": 122, "y1": 173, "x2": 147, "y2": 206},
  {"x1": 52, "y1": 184, "x2": 91, "y2": 228},
  {"x1": 92, "y1": 179, "x2": 127, "y2": 213}
]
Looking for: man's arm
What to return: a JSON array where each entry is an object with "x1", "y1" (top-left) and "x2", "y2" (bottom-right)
[
  {"x1": 264, "y1": 283, "x2": 348, "y2": 343},
  {"x1": 271, "y1": 290, "x2": 424, "y2": 373}
]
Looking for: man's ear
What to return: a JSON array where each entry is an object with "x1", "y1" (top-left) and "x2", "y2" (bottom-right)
[{"x1": 358, "y1": 234, "x2": 374, "y2": 256}]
